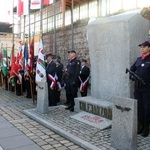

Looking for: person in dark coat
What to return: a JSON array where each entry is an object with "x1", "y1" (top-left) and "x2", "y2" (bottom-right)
[
  {"x1": 46, "y1": 53, "x2": 57, "y2": 106},
  {"x1": 130, "y1": 41, "x2": 150, "y2": 137},
  {"x1": 56, "y1": 60, "x2": 63, "y2": 102},
  {"x1": 65, "y1": 50, "x2": 81, "y2": 112},
  {"x1": 78, "y1": 59, "x2": 90, "y2": 97}
]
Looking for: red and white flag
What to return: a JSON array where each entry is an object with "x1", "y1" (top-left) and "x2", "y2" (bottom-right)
[
  {"x1": 18, "y1": 0, "x2": 23, "y2": 17},
  {"x1": 30, "y1": 0, "x2": 41, "y2": 10},
  {"x1": 23, "y1": 0, "x2": 29, "y2": 15},
  {"x1": 36, "y1": 38, "x2": 46, "y2": 82},
  {"x1": 43, "y1": 0, "x2": 53, "y2": 5}
]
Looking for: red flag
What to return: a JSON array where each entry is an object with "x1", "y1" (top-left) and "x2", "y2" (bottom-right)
[
  {"x1": 10, "y1": 45, "x2": 18, "y2": 80},
  {"x1": 18, "y1": 0, "x2": 23, "y2": 17},
  {"x1": 43, "y1": 0, "x2": 53, "y2": 5},
  {"x1": 16, "y1": 49, "x2": 23, "y2": 72},
  {"x1": 43, "y1": 0, "x2": 49, "y2": 5},
  {"x1": 27, "y1": 39, "x2": 34, "y2": 73}
]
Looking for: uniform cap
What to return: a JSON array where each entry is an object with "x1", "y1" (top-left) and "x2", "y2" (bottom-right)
[
  {"x1": 68, "y1": 50, "x2": 76, "y2": 53},
  {"x1": 46, "y1": 53, "x2": 53, "y2": 58},
  {"x1": 139, "y1": 41, "x2": 150, "y2": 47},
  {"x1": 81, "y1": 59, "x2": 87, "y2": 62}
]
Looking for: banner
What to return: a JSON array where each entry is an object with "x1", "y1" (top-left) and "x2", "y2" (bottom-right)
[
  {"x1": 23, "y1": 0, "x2": 29, "y2": 15},
  {"x1": 30, "y1": 0, "x2": 41, "y2": 10},
  {"x1": 36, "y1": 38, "x2": 46, "y2": 82},
  {"x1": 18, "y1": 0, "x2": 23, "y2": 17},
  {"x1": 43, "y1": 0, "x2": 53, "y2": 5}
]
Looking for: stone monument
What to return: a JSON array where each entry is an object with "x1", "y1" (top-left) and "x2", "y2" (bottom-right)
[
  {"x1": 37, "y1": 82, "x2": 49, "y2": 114},
  {"x1": 75, "y1": 10, "x2": 149, "y2": 116},
  {"x1": 111, "y1": 97, "x2": 137, "y2": 150}
]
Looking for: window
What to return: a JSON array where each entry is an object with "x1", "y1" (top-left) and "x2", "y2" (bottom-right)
[
  {"x1": 89, "y1": 1, "x2": 97, "y2": 18},
  {"x1": 80, "y1": 4, "x2": 88, "y2": 19}
]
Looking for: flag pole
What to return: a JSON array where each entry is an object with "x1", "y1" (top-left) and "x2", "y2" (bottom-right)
[
  {"x1": 40, "y1": 0, "x2": 43, "y2": 39},
  {"x1": 53, "y1": 0, "x2": 57, "y2": 55},
  {"x1": 28, "y1": 0, "x2": 34, "y2": 102},
  {"x1": 71, "y1": 0, "x2": 74, "y2": 50}
]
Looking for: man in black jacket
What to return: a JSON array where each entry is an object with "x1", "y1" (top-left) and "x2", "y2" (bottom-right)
[
  {"x1": 65, "y1": 50, "x2": 80, "y2": 112},
  {"x1": 79, "y1": 59, "x2": 90, "y2": 97},
  {"x1": 46, "y1": 53, "x2": 57, "y2": 106},
  {"x1": 130, "y1": 41, "x2": 150, "y2": 137}
]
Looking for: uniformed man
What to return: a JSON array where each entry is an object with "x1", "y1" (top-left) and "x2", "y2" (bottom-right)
[
  {"x1": 56, "y1": 60, "x2": 63, "y2": 102},
  {"x1": 130, "y1": 41, "x2": 150, "y2": 137},
  {"x1": 65, "y1": 50, "x2": 80, "y2": 112},
  {"x1": 78, "y1": 59, "x2": 90, "y2": 97},
  {"x1": 46, "y1": 53, "x2": 57, "y2": 106}
]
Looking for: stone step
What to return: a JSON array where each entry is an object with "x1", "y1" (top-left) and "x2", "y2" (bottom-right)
[{"x1": 75, "y1": 96, "x2": 113, "y2": 120}]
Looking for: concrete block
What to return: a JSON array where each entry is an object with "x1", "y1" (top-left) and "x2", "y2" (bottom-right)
[
  {"x1": 37, "y1": 82, "x2": 49, "y2": 114},
  {"x1": 111, "y1": 97, "x2": 137, "y2": 150},
  {"x1": 87, "y1": 10, "x2": 149, "y2": 101}
]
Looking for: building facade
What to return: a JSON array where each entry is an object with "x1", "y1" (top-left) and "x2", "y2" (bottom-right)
[{"x1": 19, "y1": 0, "x2": 149, "y2": 62}]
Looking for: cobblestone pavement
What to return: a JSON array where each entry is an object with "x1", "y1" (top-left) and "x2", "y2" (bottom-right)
[
  {"x1": 0, "y1": 87, "x2": 150, "y2": 150},
  {"x1": 26, "y1": 106, "x2": 150, "y2": 150},
  {"x1": 0, "y1": 88, "x2": 84, "y2": 150}
]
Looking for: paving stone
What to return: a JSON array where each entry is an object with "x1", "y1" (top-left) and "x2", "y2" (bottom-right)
[
  {"x1": 41, "y1": 144, "x2": 53, "y2": 150},
  {"x1": 37, "y1": 141, "x2": 48, "y2": 146},
  {"x1": 56, "y1": 146, "x2": 69, "y2": 150},
  {"x1": 53, "y1": 143, "x2": 63, "y2": 148},
  {"x1": 40, "y1": 135, "x2": 50, "y2": 140}
]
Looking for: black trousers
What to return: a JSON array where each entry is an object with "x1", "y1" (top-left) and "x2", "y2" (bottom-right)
[
  {"x1": 134, "y1": 89, "x2": 150, "y2": 123},
  {"x1": 66, "y1": 80, "x2": 78, "y2": 107},
  {"x1": 25, "y1": 80, "x2": 31, "y2": 98},
  {"x1": 48, "y1": 83, "x2": 57, "y2": 106}
]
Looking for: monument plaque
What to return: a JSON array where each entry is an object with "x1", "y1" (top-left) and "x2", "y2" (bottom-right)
[
  {"x1": 37, "y1": 82, "x2": 49, "y2": 114},
  {"x1": 111, "y1": 97, "x2": 137, "y2": 150}
]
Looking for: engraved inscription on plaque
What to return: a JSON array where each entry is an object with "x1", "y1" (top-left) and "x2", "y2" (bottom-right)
[
  {"x1": 79, "y1": 102, "x2": 86, "y2": 111},
  {"x1": 87, "y1": 104, "x2": 93, "y2": 113}
]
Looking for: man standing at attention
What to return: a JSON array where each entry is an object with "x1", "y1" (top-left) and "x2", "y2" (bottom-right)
[
  {"x1": 46, "y1": 53, "x2": 57, "y2": 106},
  {"x1": 65, "y1": 50, "x2": 80, "y2": 112},
  {"x1": 79, "y1": 59, "x2": 90, "y2": 97},
  {"x1": 130, "y1": 41, "x2": 150, "y2": 137}
]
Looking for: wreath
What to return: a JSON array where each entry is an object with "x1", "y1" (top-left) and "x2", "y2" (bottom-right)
[{"x1": 140, "y1": 7, "x2": 150, "y2": 20}]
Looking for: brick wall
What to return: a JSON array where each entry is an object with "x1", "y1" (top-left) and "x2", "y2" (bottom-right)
[{"x1": 43, "y1": 19, "x2": 90, "y2": 63}]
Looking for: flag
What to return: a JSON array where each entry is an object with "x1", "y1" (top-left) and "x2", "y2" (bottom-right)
[
  {"x1": 36, "y1": 38, "x2": 46, "y2": 82},
  {"x1": 43, "y1": 0, "x2": 53, "y2": 5},
  {"x1": 0, "y1": 48, "x2": 3, "y2": 68},
  {"x1": 2, "y1": 48, "x2": 7, "y2": 76},
  {"x1": 23, "y1": 0, "x2": 29, "y2": 15},
  {"x1": 18, "y1": 0, "x2": 23, "y2": 17},
  {"x1": 27, "y1": 39, "x2": 34, "y2": 73},
  {"x1": 30, "y1": 0, "x2": 41, "y2": 10},
  {"x1": 24, "y1": 42, "x2": 28, "y2": 72},
  {"x1": 10, "y1": 44, "x2": 18, "y2": 86},
  {"x1": 6, "y1": 0, "x2": 13, "y2": 24},
  {"x1": 16, "y1": 43, "x2": 23, "y2": 71}
]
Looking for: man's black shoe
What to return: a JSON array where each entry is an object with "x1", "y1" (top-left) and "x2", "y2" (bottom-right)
[
  {"x1": 69, "y1": 108, "x2": 74, "y2": 112},
  {"x1": 65, "y1": 105, "x2": 72, "y2": 110},
  {"x1": 141, "y1": 123, "x2": 149, "y2": 137}
]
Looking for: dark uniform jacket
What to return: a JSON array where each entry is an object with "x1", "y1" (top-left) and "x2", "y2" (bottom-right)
[
  {"x1": 79, "y1": 66, "x2": 90, "y2": 82},
  {"x1": 130, "y1": 55, "x2": 150, "y2": 90},
  {"x1": 66, "y1": 57, "x2": 80, "y2": 83},
  {"x1": 46, "y1": 60, "x2": 56, "y2": 85},
  {"x1": 56, "y1": 65, "x2": 63, "y2": 82}
]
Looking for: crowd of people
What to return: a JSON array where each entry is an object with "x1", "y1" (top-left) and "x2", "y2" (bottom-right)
[
  {"x1": 0, "y1": 47, "x2": 91, "y2": 112},
  {"x1": 46, "y1": 50, "x2": 90, "y2": 112}
]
